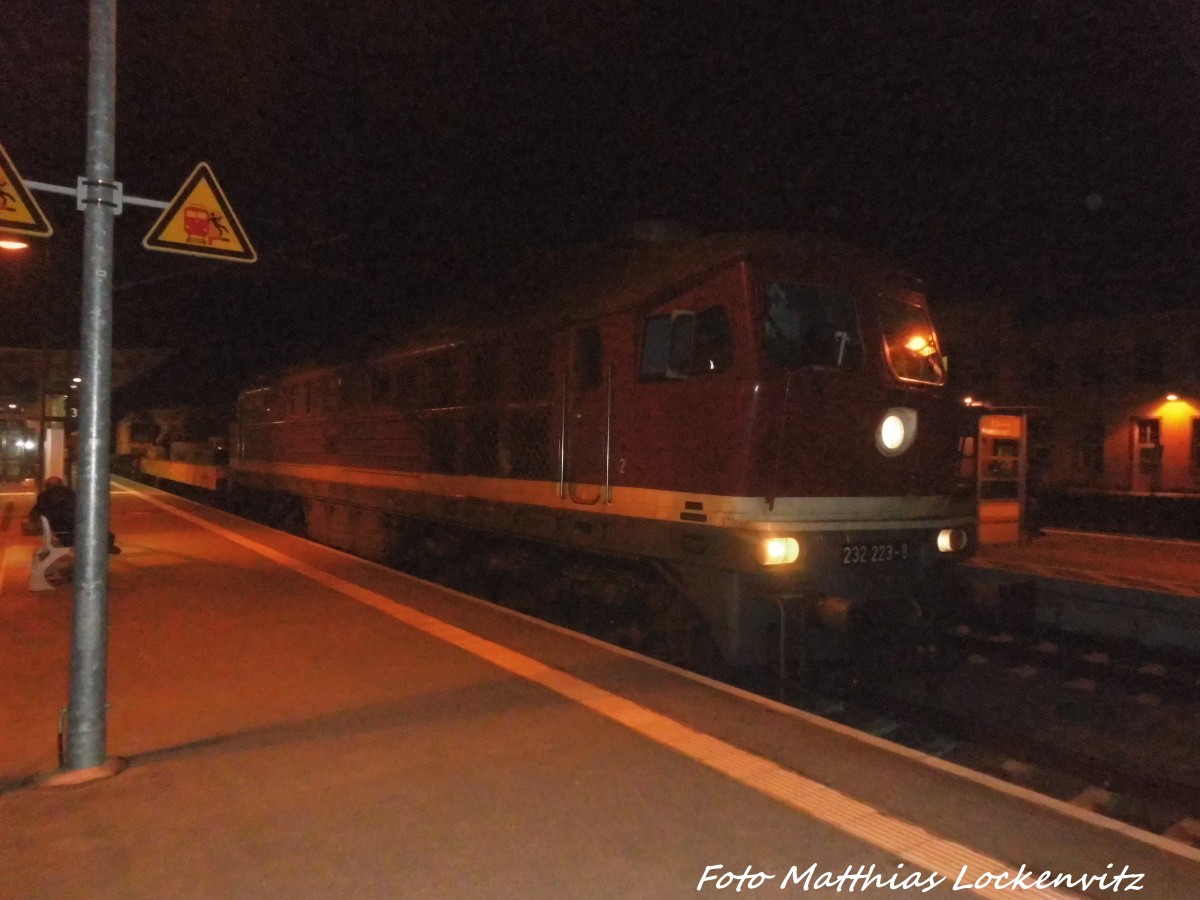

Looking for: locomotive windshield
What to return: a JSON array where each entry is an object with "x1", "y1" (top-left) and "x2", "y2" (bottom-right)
[
  {"x1": 763, "y1": 282, "x2": 861, "y2": 369},
  {"x1": 877, "y1": 292, "x2": 946, "y2": 385}
]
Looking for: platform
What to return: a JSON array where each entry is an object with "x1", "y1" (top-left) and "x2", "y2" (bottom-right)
[
  {"x1": 974, "y1": 529, "x2": 1200, "y2": 597},
  {"x1": 1, "y1": 480, "x2": 1198, "y2": 898},
  {"x1": 964, "y1": 530, "x2": 1200, "y2": 651}
]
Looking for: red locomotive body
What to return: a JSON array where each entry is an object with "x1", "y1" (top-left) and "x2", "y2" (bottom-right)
[{"x1": 232, "y1": 233, "x2": 975, "y2": 667}]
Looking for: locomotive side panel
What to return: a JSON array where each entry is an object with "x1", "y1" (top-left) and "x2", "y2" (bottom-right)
[
  {"x1": 229, "y1": 233, "x2": 976, "y2": 669},
  {"x1": 617, "y1": 260, "x2": 762, "y2": 499}
]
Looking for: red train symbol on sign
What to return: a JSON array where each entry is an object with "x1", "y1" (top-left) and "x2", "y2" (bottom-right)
[{"x1": 183, "y1": 205, "x2": 231, "y2": 246}]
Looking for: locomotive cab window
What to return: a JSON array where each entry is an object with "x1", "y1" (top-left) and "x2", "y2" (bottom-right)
[
  {"x1": 763, "y1": 283, "x2": 861, "y2": 370},
  {"x1": 641, "y1": 307, "x2": 733, "y2": 380},
  {"x1": 877, "y1": 291, "x2": 946, "y2": 385}
]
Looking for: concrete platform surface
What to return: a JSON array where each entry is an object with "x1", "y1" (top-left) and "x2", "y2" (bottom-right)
[
  {"x1": 1, "y1": 481, "x2": 1198, "y2": 899},
  {"x1": 973, "y1": 529, "x2": 1200, "y2": 598},
  {"x1": 966, "y1": 529, "x2": 1200, "y2": 651}
]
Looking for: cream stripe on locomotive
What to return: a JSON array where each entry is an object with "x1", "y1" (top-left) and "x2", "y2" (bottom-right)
[{"x1": 233, "y1": 459, "x2": 972, "y2": 532}]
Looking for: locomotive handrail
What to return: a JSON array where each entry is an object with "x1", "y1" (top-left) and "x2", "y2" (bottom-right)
[
  {"x1": 557, "y1": 369, "x2": 568, "y2": 500},
  {"x1": 604, "y1": 362, "x2": 613, "y2": 505}
]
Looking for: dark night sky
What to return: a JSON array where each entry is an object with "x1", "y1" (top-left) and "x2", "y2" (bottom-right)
[{"x1": 4, "y1": 1, "x2": 1200, "y2": 399}]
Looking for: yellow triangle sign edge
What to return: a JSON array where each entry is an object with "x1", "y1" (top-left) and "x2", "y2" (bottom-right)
[
  {"x1": 142, "y1": 162, "x2": 257, "y2": 263},
  {"x1": 0, "y1": 140, "x2": 54, "y2": 238}
]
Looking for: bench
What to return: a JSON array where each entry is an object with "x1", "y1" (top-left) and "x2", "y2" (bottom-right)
[{"x1": 30, "y1": 516, "x2": 72, "y2": 591}]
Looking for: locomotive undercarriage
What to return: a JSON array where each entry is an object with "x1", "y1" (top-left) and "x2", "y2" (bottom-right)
[{"x1": 228, "y1": 471, "x2": 967, "y2": 677}]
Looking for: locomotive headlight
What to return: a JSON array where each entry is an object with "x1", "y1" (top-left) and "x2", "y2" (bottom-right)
[
  {"x1": 879, "y1": 415, "x2": 905, "y2": 450},
  {"x1": 876, "y1": 407, "x2": 917, "y2": 456},
  {"x1": 758, "y1": 536, "x2": 800, "y2": 566},
  {"x1": 937, "y1": 528, "x2": 968, "y2": 553}
]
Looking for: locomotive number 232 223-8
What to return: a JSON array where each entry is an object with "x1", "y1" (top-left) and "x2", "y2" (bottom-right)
[{"x1": 842, "y1": 541, "x2": 909, "y2": 565}]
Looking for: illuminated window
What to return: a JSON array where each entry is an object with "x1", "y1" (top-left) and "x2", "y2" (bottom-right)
[
  {"x1": 1135, "y1": 418, "x2": 1160, "y2": 445},
  {"x1": 1135, "y1": 418, "x2": 1162, "y2": 475},
  {"x1": 876, "y1": 293, "x2": 945, "y2": 385}
]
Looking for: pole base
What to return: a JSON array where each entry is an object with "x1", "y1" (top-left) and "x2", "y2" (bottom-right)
[{"x1": 36, "y1": 757, "x2": 126, "y2": 788}]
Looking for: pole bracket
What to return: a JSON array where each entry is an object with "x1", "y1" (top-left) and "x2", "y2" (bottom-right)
[{"x1": 76, "y1": 177, "x2": 123, "y2": 214}]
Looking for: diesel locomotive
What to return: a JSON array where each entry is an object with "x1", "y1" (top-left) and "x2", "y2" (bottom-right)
[{"x1": 230, "y1": 232, "x2": 975, "y2": 669}]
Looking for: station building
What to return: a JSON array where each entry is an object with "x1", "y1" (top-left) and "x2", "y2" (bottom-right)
[{"x1": 939, "y1": 299, "x2": 1200, "y2": 515}]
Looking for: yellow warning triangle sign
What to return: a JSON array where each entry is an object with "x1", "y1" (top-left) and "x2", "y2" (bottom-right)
[
  {"x1": 142, "y1": 162, "x2": 256, "y2": 262},
  {"x1": 0, "y1": 141, "x2": 53, "y2": 238}
]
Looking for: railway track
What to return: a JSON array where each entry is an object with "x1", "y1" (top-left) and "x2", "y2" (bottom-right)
[
  {"x1": 944, "y1": 621, "x2": 1200, "y2": 701},
  {"x1": 791, "y1": 616, "x2": 1200, "y2": 848}
]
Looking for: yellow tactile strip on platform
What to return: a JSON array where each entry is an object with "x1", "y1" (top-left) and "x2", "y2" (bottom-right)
[{"x1": 123, "y1": 483, "x2": 1090, "y2": 900}]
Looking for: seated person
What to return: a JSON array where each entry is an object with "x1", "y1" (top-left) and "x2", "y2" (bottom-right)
[{"x1": 29, "y1": 476, "x2": 121, "y2": 554}]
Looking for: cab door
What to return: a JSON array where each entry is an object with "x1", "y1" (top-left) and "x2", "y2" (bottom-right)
[{"x1": 565, "y1": 326, "x2": 609, "y2": 504}]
